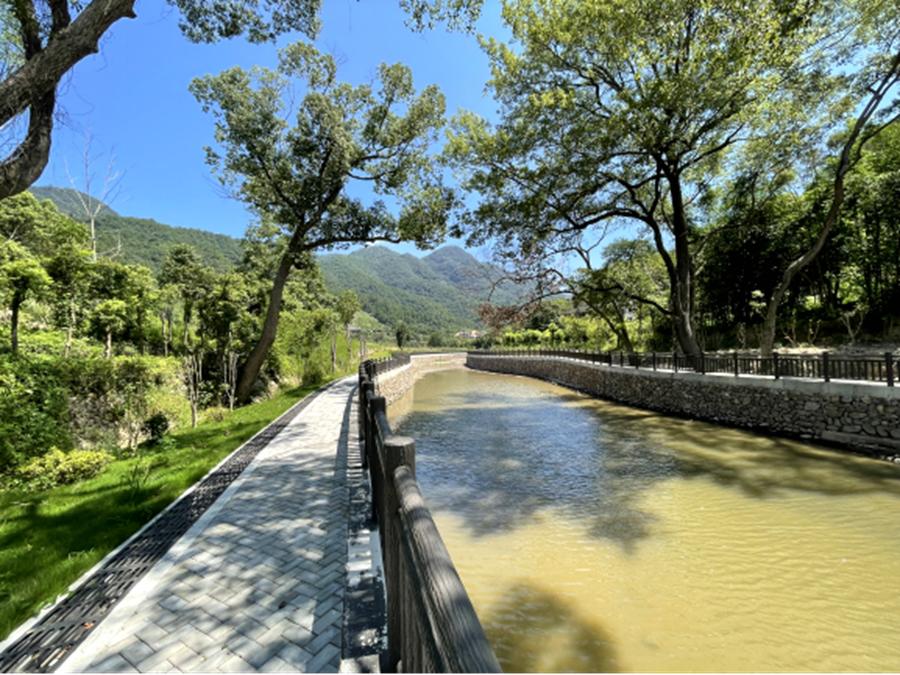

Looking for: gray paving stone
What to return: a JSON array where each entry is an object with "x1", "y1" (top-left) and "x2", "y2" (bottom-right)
[
  {"x1": 92, "y1": 653, "x2": 137, "y2": 673},
  {"x1": 306, "y1": 644, "x2": 341, "y2": 673},
  {"x1": 277, "y1": 642, "x2": 313, "y2": 671},
  {"x1": 59, "y1": 378, "x2": 360, "y2": 673}
]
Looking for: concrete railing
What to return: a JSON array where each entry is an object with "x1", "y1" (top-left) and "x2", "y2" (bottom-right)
[{"x1": 359, "y1": 358, "x2": 500, "y2": 673}]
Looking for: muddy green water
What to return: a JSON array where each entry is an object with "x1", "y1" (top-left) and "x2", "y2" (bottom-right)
[{"x1": 390, "y1": 368, "x2": 900, "y2": 672}]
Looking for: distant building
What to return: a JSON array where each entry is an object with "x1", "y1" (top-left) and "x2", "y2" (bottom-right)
[{"x1": 454, "y1": 330, "x2": 483, "y2": 340}]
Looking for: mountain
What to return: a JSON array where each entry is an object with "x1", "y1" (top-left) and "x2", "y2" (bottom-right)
[
  {"x1": 31, "y1": 186, "x2": 243, "y2": 272},
  {"x1": 32, "y1": 187, "x2": 525, "y2": 333},
  {"x1": 318, "y1": 245, "x2": 524, "y2": 334}
]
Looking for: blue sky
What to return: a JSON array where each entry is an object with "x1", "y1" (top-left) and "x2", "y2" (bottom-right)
[{"x1": 36, "y1": 0, "x2": 508, "y2": 257}]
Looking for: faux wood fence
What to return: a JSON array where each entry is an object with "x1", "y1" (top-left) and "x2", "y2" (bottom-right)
[
  {"x1": 359, "y1": 356, "x2": 501, "y2": 673},
  {"x1": 477, "y1": 348, "x2": 897, "y2": 386}
]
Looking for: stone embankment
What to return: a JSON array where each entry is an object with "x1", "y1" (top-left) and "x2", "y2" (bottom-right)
[
  {"x1": 375, "y1": 353, "x2": 467, "y2": 403},
  {"x1": 467, "y1": 353, "x2": 900, "y2": 458}
]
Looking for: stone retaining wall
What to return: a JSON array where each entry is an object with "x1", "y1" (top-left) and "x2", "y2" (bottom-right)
[
  {"x1": 375, "y1": 353, "x2": 467, "y2": 404},
  {"x1": 467, "y1": 353, "x2": 900, "y2": 457}
]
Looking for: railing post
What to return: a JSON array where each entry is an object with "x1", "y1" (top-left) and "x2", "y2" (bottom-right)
[
  {"x1": 733, "y1": 351, "x2": 739, "y2": 377},
  {"x1": 699, "y1": 350, "x2": 705, "y2": 375},
  {"x1": 382, "y1": 435, "x2": 416, "y2": 672},
  {"x1": 369, "y1": 394, "x2": 388, "y2": 524},
  {"x1": 619, "y1": 351, "x2": 624, "y2": 367},
  {"x1": 823, "y1": 351, "x2": 830, "y2": 383},
  {"x1": 673, "y1": 351, "x2": 678, "y2": 373},
  {"x1": 773, "y1": 350, "x2": 780, "y2": 379},
  {"x1": 652, "y1": 352, "x2": 657, "y2": 371},
  {"x1": 361, "y1": 381, "x2": 375, "y2": 469},
  {"x1": 886, "y1": 352, "x2": 895, "y2": 387}
]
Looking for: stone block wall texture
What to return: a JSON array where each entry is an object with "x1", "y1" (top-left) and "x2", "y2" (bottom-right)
[
  {"x1": 375, "y1": 353, "x2": 467, "y2": 404},
  {"x1": 467, "y1": 353, "x2": 900, "y2": 457}
]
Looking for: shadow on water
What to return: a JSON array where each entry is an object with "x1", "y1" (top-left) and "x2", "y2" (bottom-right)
[
  {"x1": 480, "y1": 583, "x2": 618, "y2": 673},
  {"x1": 394, "y1": 370, "x2": 900, "y2": 552}
]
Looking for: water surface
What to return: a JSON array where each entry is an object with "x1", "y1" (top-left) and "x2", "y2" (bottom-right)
[{"x1": 391, "y1": 368, "x2": 900, "y2": 672}]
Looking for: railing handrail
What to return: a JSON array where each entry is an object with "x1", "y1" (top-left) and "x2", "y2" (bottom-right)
[
  {"x1": 359, "y1": 360, "x2": 501, "y2": 673},
  {"x1": 467, "y1": 348, "x2": 897, "y2": 387}
]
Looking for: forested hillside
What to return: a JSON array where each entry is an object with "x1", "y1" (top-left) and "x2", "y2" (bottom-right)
[
  {"x1": 318, "y1": 245, "x2": 523, "y2": 333},
  {"x1": 31, "y1": 187, "x2": 243, "y2": 272},
  {"x1": 30, "y1": 188, "x2": 520, "y2": 334}
]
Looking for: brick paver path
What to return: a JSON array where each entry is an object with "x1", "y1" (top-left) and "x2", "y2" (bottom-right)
[{"x1": 60, "y1": 377, "x2": 358, "y2": 673}]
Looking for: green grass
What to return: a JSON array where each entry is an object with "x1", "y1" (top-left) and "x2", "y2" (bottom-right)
[{"x1": 0, "y1": 383, "x2": 319, "y2": 642}]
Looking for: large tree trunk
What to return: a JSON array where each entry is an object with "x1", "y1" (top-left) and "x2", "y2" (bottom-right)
[
  {"x1": 0, "y1": 92, "x2": 54, "y2": 200},
  {"x1": 235, "y1": 250, "x2": 296, "y2": 403},
  {"x1": 0, "y1": 0, "x2": 137, "y2": 200},
  {"x1": 0, "y1": 0, "x2": 136, "y2": 126}
]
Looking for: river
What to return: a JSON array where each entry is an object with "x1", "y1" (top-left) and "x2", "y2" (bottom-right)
[{"x1": 390, "y1": 367, "x2": 900, "y2": 672}]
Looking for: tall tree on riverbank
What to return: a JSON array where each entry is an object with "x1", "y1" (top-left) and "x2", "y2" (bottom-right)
[
  {"x1": 758, "y1": 0, "x2": 900, "y2": 354},
  {"x1": 445, "y1": 0, "x2": 854, "y2": 356},
  {"x1": 191, "y1": 43, "x2": 449, "y2": 402}
]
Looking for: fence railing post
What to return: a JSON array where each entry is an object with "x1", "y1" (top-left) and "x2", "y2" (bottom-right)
[
  {"x1": 361, "y1": 381, "x2": 375, "y2": 469},
  {"x1": 673, "y1": 351, "x2": 678, "y2": 373},
  {"x1": 699, "y1": 350, "x2": 705, "y2": 375},
  {"x1": 619, "y1": 351, "x2": 624, "y2": 367},
  {"x1": 382, "y1": 435, "x2": 416, "y2": 672},
  {"x1": 773, "y1": 350, "x2": 780, "y2": 379},
  {"x1": 652, "y1": 352, "x2": 657, "y2": 371},
  {"x1": 886, "y1": 352, "x2": 895, "y2": 387},
  {"x1": 369, "y1": 394, "x2": 388, "y2": 523},
  {"x1": 733, "y1": 351, "x2": 739, "y2": 377},
  {"x1": 823, "y1": 351, "x2": 830, "y2": 383}
]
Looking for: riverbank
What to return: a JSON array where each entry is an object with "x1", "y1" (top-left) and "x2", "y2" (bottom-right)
[{"x1": 467, "y1": 352, "x2": 900, "y2": 459}]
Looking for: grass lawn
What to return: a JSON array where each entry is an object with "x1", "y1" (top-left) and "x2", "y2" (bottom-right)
[{"x1": 0, "y1": 383, "x2": 321, "y2": 642}]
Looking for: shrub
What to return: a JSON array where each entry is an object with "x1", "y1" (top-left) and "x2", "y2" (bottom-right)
[
  {"x1": 0, "y1": 356, "x2": 71, "y2": 474},
  {"x1": 142, "y1": 413, "x2": 170, "y2": 444},
  {"x1": 302, "y1": 360, "x2": 327, "y2": 386},
  {"x1": 201, "y1": 406, "x2": 228, "y2": 424},
  {"x1": 18, "y1": 448, "x2": 112, "y2": 489}
]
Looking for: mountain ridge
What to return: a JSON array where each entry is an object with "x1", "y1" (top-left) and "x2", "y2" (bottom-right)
[{"x1": 32, "y1": 186, "x2": 523, "y2": 334}]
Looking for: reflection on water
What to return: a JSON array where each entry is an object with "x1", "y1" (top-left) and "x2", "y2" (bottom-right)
[{"x1": 391, "y1": 368, "x2": 900, "y2": 672}]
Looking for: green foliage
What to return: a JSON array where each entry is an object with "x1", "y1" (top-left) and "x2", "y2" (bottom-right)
[
  {"x1": 142, "y1": 413, "x2": 171, "y2": 444},
  {"x1": 31, "y1": 187, "x2": 243, "y2": 273},
  {"x1": 18, "y1": 448, "x2": 112, "y2": 489},
  {"x1": 395, "y1": 321, "x2": 411, "y2": 349},
  {"x1": 0, "y1": 356, "x2": 72, "y2": 473},
  {"x1": 319, "y1": 245, "x2": 525, "y2": 334}
]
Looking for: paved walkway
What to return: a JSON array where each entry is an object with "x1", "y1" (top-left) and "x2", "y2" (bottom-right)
[{"x1": 60, "y1": 377, "x2": 360, "y2": 673}]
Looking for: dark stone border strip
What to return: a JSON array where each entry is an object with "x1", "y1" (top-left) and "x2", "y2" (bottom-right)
[
  {"x1": 341, "y1": 388, "x2": 387, "y2": 673},
  {"x1": 0, "y1": 385, "x2": 329, "y2": 673}
]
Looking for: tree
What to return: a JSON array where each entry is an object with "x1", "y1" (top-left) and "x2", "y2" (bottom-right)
[
  {"x1": 0, "y1": 192, "x2": 87, "y2": 352},
  {"x1": 335, "y1": 289, "x2": 361, "y2": 366},
  {"x1": 758, "y1": 2, "x2": 900, "y2": 353},
  {"x1": 159, "y1": 244, "x2": 212, "y2": 349},
  {"x1": 65, "y1": 132, "x2": 123, "y2": 260},
  {"x1": 0, "y1": 0, "x2": 323, "y2": 200},
  {"x1": 44, "y1": 238, "x2": 93, "y2": 356},
  {"x1": 445, "y1": 0, "x2": 853, "y2": 356},
  {"x1": 93, "y1": 299, "x2": 127, "y2": 358},
  {"x1": 191, "y1": 42, "x2": 449, "y2": 402},
  {"x1": 395, "y1": 321, "x2": 410, "y2": 349},
  {"x1": 0, "y1": 242, "x2": 49, "y2": 353}
]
